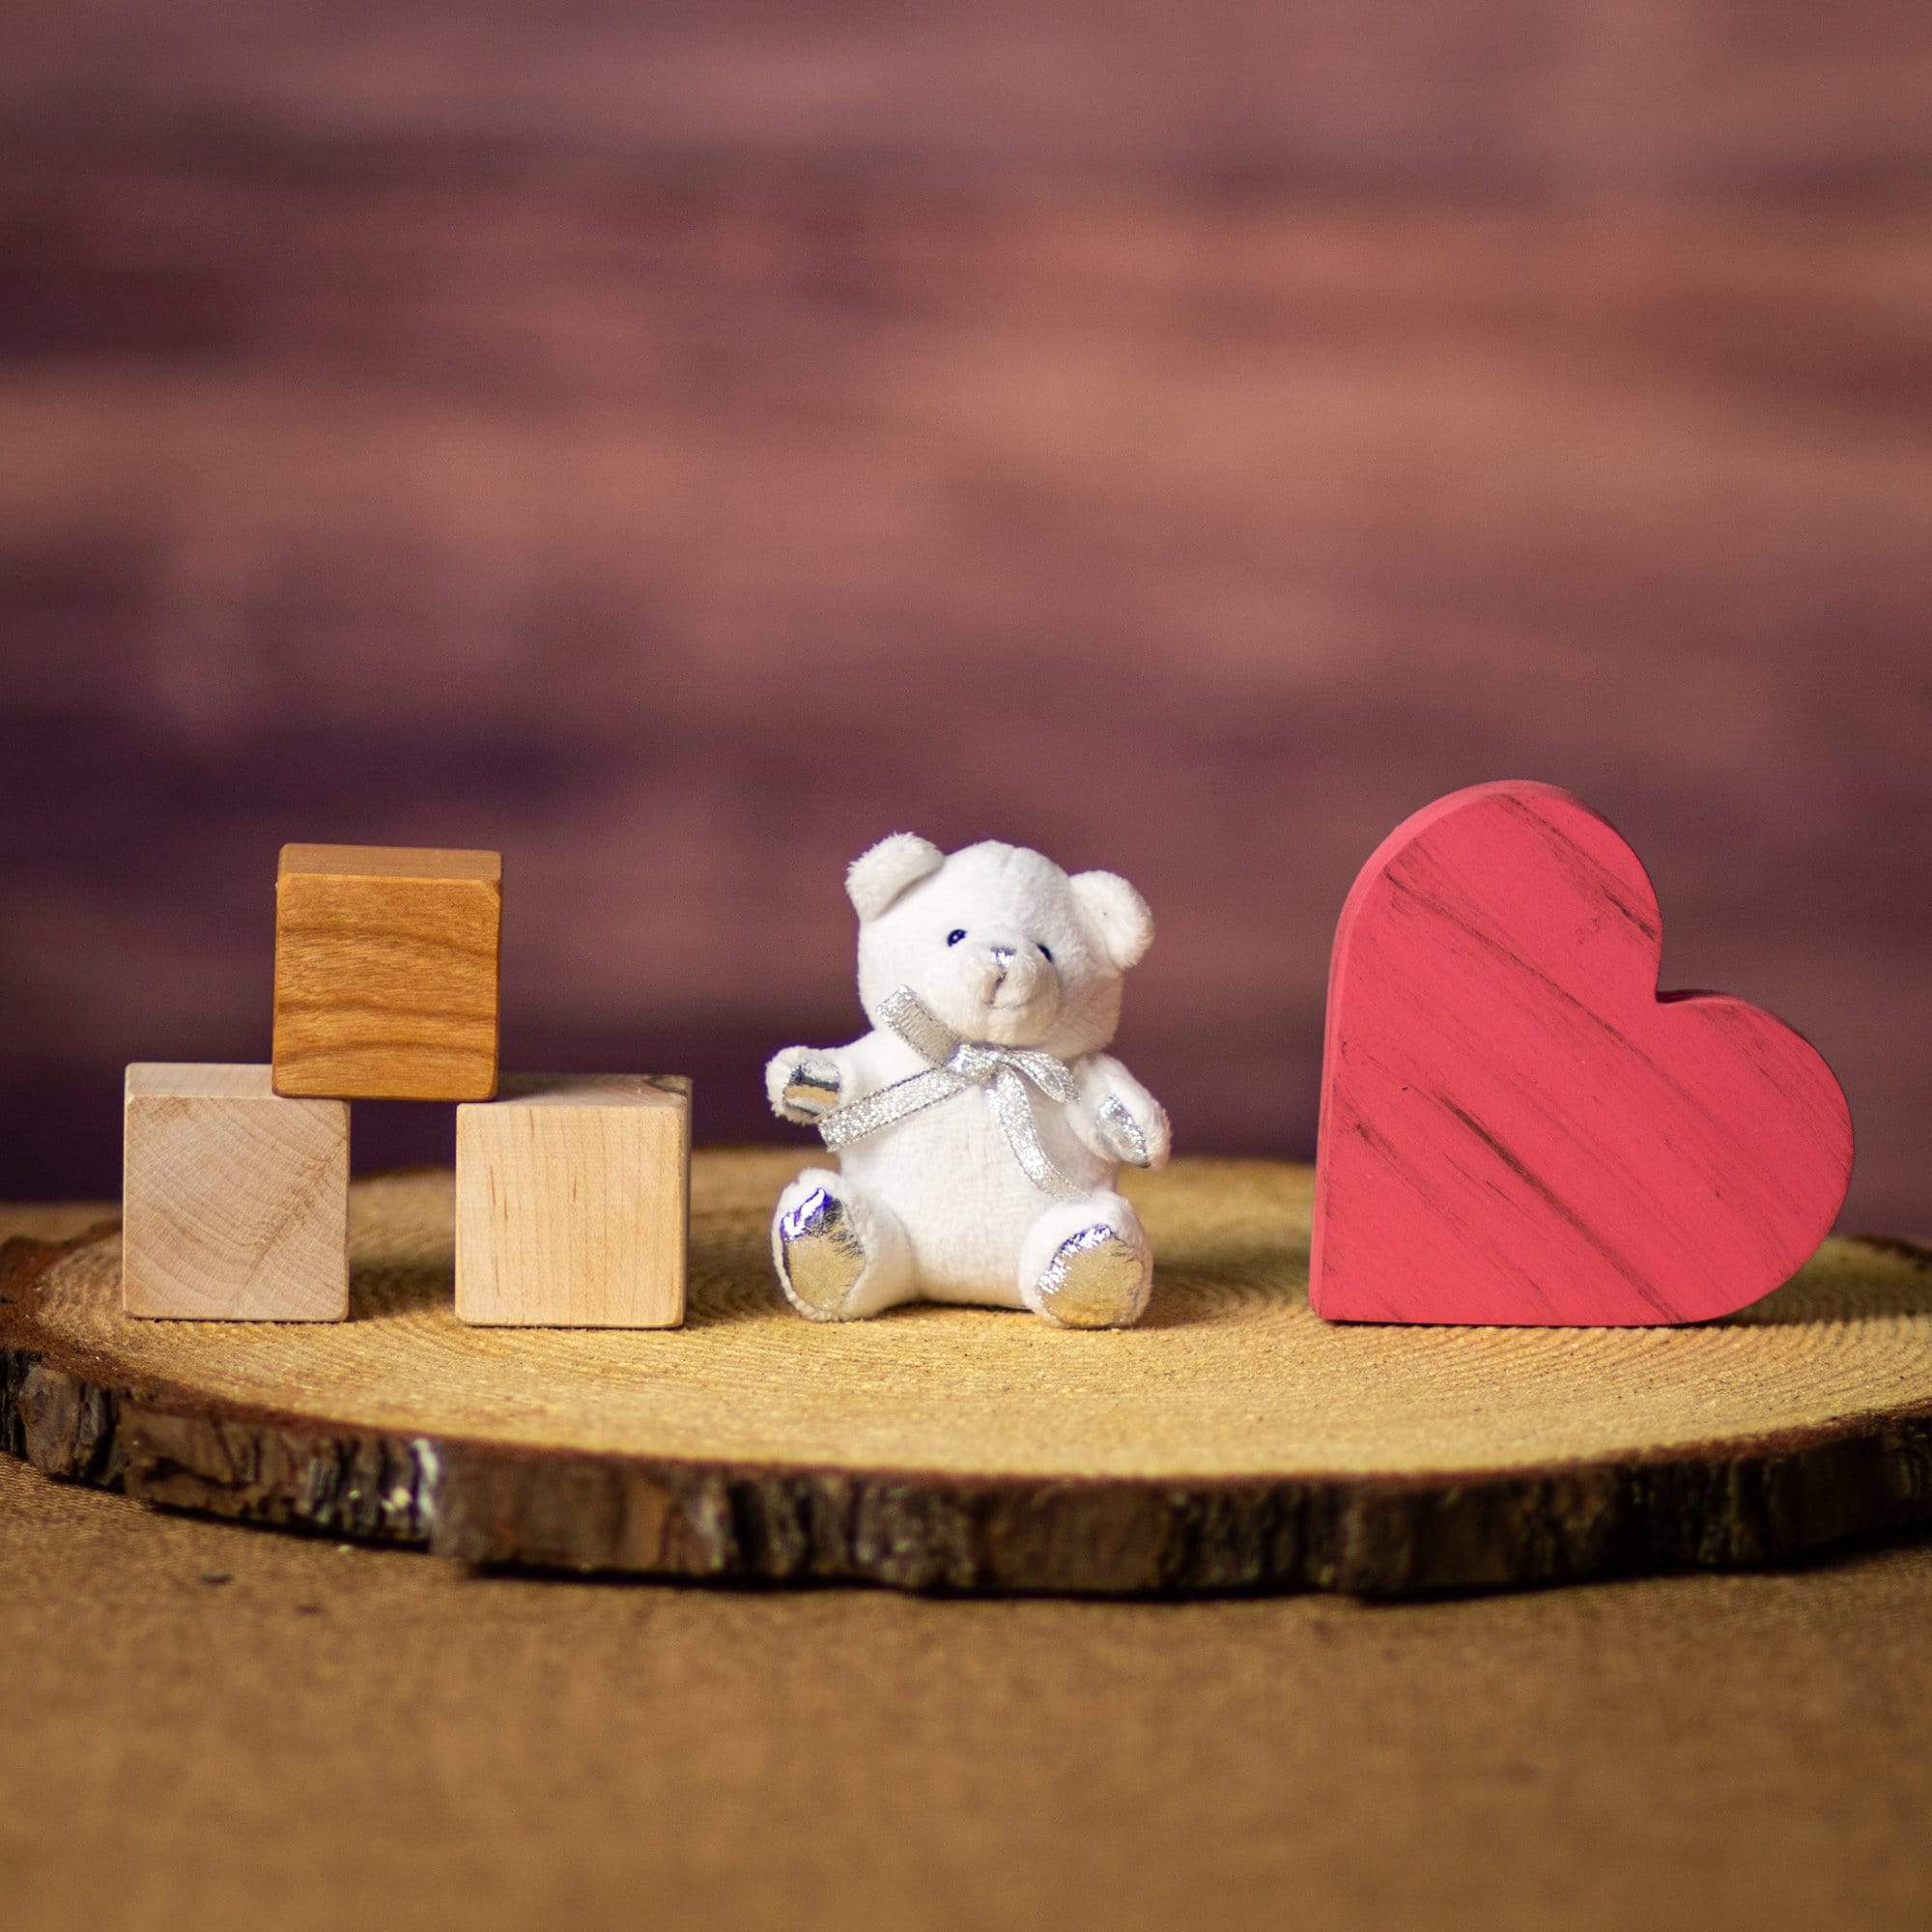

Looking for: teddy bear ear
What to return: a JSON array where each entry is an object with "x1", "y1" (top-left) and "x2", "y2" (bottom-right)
[
  {"x1": 846, "y1": 833, "x2": 945, "y2": 922},
  {"x1": 1071, "y1": 870, "x2": 1153, "y2": 970}
]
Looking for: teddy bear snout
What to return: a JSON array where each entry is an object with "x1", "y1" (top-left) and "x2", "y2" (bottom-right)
[{"x1": 955, "y1": 934, "x2": 1060, "y2": 1033}]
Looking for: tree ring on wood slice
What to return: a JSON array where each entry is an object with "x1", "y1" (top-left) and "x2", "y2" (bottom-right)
[{"x1": 3, "y1": 1151, "x2": 1930, "y2": 1597}]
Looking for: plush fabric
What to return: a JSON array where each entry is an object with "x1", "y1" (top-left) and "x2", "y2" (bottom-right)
[{"x1": 767, "y1": 838, "x2": 1170, "y2": 1326}]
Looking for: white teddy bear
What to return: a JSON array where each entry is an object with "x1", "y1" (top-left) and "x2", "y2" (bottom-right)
[{"x1": 765, "y1": 835, "x2": 1171, "y2": 1328}]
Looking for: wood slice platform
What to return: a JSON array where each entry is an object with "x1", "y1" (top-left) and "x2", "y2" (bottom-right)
[{"x1": 3, "y1": 1151, "x2": 1930, "y2": 1597}]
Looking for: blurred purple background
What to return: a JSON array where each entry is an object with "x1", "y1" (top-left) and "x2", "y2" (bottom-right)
[{"x1": 3, "y1": 6, "x2": 1928, "y2": 1228}]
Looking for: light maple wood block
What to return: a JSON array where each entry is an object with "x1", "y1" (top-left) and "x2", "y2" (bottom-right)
[
  {"x1": 455, "y1": 1075, "x2": 691, "y2": 1328},
  {"x1": 122, "y1": 1064, "x2": 349, "y2": 1321},
  {"x1": 272, "y1": 843, "x2": 501, "y2": 1102}
]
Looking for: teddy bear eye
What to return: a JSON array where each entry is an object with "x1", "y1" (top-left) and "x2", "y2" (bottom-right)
[
  {"x1": 947, "y1": 928, "x2": 966, "y2": 946},
  {"x1": 1038, "y1": 944, "x2": 1054, "y2": 962}
]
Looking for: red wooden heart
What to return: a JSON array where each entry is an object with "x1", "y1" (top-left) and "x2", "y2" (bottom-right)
[{"x1": 1309, "y1": 781, "x2": 1853, "y2": 1325}]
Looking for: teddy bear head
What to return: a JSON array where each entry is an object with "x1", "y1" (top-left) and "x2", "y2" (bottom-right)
[{"x1": 845, "y1": 835, "x2": 1152, "y2": 1058}]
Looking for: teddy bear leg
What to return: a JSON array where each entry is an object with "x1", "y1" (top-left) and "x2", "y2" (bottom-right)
[
  {"x1": 772, "y1": 1167, "x2": 915, "y2": 1321},
  {"x1": 1018, "y1": 1192, "x2": 1152, "y2": 1330}
]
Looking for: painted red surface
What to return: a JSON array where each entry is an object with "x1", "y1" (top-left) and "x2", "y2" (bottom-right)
[{"x1": 1310, "y1": 782, "x2": 1854, "y2": 1325}]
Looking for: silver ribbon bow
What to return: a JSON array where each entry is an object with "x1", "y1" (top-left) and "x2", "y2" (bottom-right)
[{"x1": 817, "y1": 987, "x2": 1087, "y2": 1199}]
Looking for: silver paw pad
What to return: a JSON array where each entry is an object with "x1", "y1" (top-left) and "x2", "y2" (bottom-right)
[
  {"x1": 1037, "y1": 1224, "x2": 1147, "y2": 1329},
  {"x1": 781, "y1": 1057, "x2": 842, "y2": 1122},
  {"x1": 777, "y1": 1184, "x2": 867, "y2": 1318}
]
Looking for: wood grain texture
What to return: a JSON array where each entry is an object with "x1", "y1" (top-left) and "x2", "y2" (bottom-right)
[
  {"x1": 1, "y1": 11, "x2": 1929, "y2": 1233},
  {"x1": 10, "y1": 1151, "x2": 1932, "y2": 1596},
  {"x1": 271, "y1": 842, "x2": 502, "y2": 1102},
  {"x1": 456, "y1": 1074, "x2": 690, "y2": 1328},
  {"x1": 1311, "y1": 782, "x2": 1856, "y2": 1324},
  {"x1": 8, "y1": 2, "x2": 1932, "y2": 193},
  {"x1": 121, "y1": 1063, "x2": 348, "y2": 1321},
  {"x1": 278, "y1": 844, "x2": 502, "y2": 884}
]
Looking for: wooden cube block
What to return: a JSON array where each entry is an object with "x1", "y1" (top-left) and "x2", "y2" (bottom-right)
[
  {"x1": 272, "y1": 843, "x2": 501, "y2": 1101},
  {"x1": 456, "y1": 1076, "x2": 691, "y2": 1328},
  {"x1": 123, "y1": 1064, "x2": 349, "y2": 1321}
]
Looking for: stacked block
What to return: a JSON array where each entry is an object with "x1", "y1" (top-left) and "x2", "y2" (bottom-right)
[
  {"x1": 456, "y1": 1076, "x2": 691, "y2": 1328},
  {"x1": 122, "y1": 1065, "x2": 349, "y2": 1321},
  {"x1": 125, "y1": 841, "x2": 692, "y2": 1328},
  {"x1": 272, "y1": 843, "x2": 501, "y2": 1102}
]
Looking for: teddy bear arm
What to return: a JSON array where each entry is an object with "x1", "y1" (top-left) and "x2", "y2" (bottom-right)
[
  {"x1": 1072, "y1": 1054, "x2": 1172, "y2": 1169},
  {"x1": 765, "y1": 1040, "x2": 874, "y2": 1125}
]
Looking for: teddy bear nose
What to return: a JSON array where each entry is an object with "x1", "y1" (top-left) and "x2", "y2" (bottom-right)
[{"x1": 988, "y1": 944, "x2": 1016, "y2": 967}]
